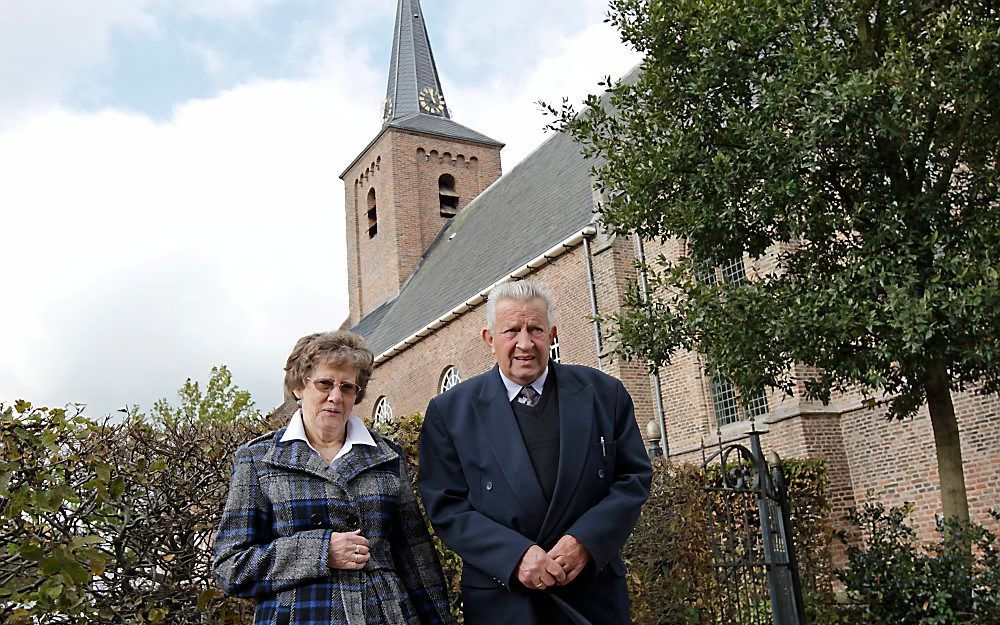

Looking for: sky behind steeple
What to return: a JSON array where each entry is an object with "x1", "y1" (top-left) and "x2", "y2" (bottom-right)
[{"x1": 0, "y1": 0, "x2": 639, "y2": 419}]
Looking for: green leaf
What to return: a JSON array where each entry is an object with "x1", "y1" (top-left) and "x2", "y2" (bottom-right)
[
  {"x1": 40, "y1": 550, "x2": 91, "y2": 585},
  {"x1": 18, "y1": 542, "x2": 44, "y2": 562},
  {"x1": 109, "y1": 476, "x2": 126, "y2": 500}
]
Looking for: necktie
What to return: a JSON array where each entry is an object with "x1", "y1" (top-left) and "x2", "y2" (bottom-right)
[{"x1": 516, "y1": 385, "x2": 539, "y2": 407}]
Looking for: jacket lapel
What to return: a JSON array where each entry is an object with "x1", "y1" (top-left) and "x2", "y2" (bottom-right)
[
  {"x1": 538, "y1": 362, "x2": 595, "y2": 543},
  {"x1": 333, "y1": 439, "x2": 399, "y2": 490},
  {"x1": 475, "y1": 366, "x2": 548, "y2": 527}
]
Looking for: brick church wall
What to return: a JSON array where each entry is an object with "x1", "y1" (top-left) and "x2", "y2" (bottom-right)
[
  {"x1": 612, "y1": 234, "x2": 999, "y2": 543},
  {"x1": 354, "y1": 241, "x2": 635, "y2": 425},
  {"x1": 838, "y1": 388, "x2": 1000, "y2": 540},
  {"x1": 342, "y1": 129, "x2": 502, "y2": 325}
]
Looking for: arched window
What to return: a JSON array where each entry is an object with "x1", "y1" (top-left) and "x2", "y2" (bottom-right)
[
  {"x1": 373, "y1": 396, "x2": 393, "y2": 426},
  {"x1": 440, "y1": 367, "x2": 462, "y2": 393},
  {"x1": 367, "y1": 188, "x2": 378, "y2": 238},
  {"x1": 438, "y1": 174, "x2": 459, "y2": 217},
  {"x1": 549, "y1": 333, "x2": 560, "y2": 363}
]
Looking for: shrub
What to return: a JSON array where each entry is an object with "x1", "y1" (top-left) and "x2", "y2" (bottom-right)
[
  {"x1": 0, "y1": 367, "x2": 269, "y2": 624},
  {"x1": 623, "y1": 457, "x2": 833, "y2": 625},
  {"x1": 836, "y1": 501, "x2": 1000, "y2": 625}
]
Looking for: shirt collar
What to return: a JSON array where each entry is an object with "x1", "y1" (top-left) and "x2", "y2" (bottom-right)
[
  {"x1": 498, "y1": 366, "x2": 548, "y2": 403},
  {"x1": 280, "y1": 408, "x2": 376, "y2": 468}
]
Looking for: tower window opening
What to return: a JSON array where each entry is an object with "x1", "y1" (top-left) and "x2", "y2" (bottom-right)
[
  {"x1": 367, "y1": 188, "x2": 378, "y2": 238},
  {"x1": 439, "y1": 174, "x2": 459, "y2": 217}
]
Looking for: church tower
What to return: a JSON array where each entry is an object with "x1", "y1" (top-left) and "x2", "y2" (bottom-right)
[{"x1": 340, "y1": 0, "x2": 504, "y2": 327}]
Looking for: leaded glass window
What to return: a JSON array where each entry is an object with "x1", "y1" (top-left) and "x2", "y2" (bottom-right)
[
  {"x1": 440, "y1": 367, "x2": 461, "y2": 393},
  {"x1": 549, "y1": 334, "x2": 561, "y2": 363},
  {"x1": 373, "y1": 397, "x2": 393, "y2": 427}
]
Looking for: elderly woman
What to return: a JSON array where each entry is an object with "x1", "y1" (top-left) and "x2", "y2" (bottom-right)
[{"x1": 214, "y1": 330, "x2": 455, "y2": 625}]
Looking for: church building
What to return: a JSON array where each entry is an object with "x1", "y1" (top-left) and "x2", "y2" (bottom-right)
[{"x1": 336, "y1": 0, "x2": 999, "y2": 538}]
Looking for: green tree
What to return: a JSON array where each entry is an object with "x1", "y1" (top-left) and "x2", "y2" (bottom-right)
[
  {"x1": 151, "y1": 364, "x2": 258, "y2": 426},
  {"x1": 551, "y1": 0, "x2": 1000, "y2": 522}
]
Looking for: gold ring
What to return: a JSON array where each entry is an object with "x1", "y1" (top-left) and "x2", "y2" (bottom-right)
[
  {"x1": 354, "y1": 553, "x2": 360, "y2": 563},
  {"x1": 354, "y1": 545, "x2": 361, "y2": 554},
  {"x1": 535, "y1": 583, "x2": 545, "y2": 589}
]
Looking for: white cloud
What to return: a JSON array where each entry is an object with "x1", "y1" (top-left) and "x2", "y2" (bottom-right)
[
  {"x1": 0, "y1": 0, "x2": 157, "y2": 126},
  {"x1": 449, "y1": 17, "x2": 641, "y2": 168},
  {"x1": 0, "y1": 49, "x2": 383, "y2": 416},
  {"x1": 0, "y1": 1, "x2": 641, "y2": 417},
  {"x1": 167, "y1": 0, "x2": 284, "y2": 20}
]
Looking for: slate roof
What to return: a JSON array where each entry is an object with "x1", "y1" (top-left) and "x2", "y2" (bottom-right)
[
  {"x1": 341, "y1": 0, "x2": 501, "y2": 179},
  {"x1": 384, "y1": 0, "x2": 450, "y2": 124},
  {"x1": 351, "y1": 297, "x2": 395, "y2": 339},
  {"x1": 390, "y1": 113, "x2": 502, "y2": 147},
  {"x1": 352, "y1": 128, "x2": 597, "y2": 355}
]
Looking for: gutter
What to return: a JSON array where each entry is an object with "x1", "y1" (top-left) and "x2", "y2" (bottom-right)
[{"x1": 375, "y1": 224, "x2": 599, "y2": 364}]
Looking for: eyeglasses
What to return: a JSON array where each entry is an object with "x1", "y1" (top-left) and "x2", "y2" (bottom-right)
[{"x1": 306, "y1": 377, "x2": 362, "y2": 398}]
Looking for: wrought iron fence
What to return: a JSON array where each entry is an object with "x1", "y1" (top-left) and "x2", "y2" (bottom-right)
[{"x1": 700, "y1": 427, "x2": 805, "y2": 625}]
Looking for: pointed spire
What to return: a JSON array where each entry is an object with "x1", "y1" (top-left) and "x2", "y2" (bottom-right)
[{"x1": 382, "y1": 0, "x2": 450, "y2": 125}]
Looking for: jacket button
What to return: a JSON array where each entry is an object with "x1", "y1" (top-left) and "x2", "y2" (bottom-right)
[
  {"x1": 311, "y1": 513, "x2": 324, "y2": 526},
  {"x1": 485, "y1": 481, "x2": 493, "y2": 491},
  {"x1": 346, "y1": 514, "x2": 359, "y2": 527},
  {"x1": 598, "y1": 469, "x2": 606, "y2": 479}
]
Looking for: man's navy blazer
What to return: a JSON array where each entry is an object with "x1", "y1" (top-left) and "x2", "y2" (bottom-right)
[{"x1": 418, "y1": 361, "x2": 653, "y2": 624}]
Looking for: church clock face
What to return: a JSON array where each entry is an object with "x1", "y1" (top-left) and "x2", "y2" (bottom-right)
[
  {"x1": 419, "y1": 86, "x2": 446, "y2": 115},
  {"x1": 381, "y1": 97, "x2": 393, "y2": 124}
]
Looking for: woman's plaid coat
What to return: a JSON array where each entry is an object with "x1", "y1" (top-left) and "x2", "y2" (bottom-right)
[{"x1": 213, "y1": 426, "x2": 455, "y2": 625}]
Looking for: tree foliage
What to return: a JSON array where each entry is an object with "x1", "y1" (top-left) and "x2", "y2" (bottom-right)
[{"x1": 551, "y1": 0, "x2": 1000, "y2": 521}]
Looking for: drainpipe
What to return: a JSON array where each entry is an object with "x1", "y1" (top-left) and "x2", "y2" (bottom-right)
[
  {"x1": 583, "y1": 235, "x2": 603, "y2": 371},
  {"x1": 634, "y1": 233, "x2": 670, "y2": 456}
]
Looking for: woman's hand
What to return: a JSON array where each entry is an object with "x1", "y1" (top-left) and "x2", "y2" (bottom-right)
[{"x1": 328, "y1": 529, "x2": 370, "y2": 570}]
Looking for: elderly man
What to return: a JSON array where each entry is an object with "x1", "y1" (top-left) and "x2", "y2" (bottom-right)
[{"x1": 418, "y1": 281, "x2": 652, "y2": 625}]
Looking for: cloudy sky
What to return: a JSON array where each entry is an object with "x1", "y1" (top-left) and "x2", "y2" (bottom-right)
[{"x1": 0, "y1": 0, "x2": 641, "y2": 418}]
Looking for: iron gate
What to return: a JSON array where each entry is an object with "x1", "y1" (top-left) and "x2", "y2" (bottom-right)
[{"x1": 700, "y1": 427, "x2": 806, "y2": 625}]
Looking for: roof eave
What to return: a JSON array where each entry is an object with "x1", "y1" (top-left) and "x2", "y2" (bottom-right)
[{"x1": 340, "y1": 124, "x2": 504, "y2": 180}]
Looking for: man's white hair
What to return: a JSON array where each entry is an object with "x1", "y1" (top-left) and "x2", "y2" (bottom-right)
[{"x1": 485, "y1": 280, "x2": 555, "y2": 334}]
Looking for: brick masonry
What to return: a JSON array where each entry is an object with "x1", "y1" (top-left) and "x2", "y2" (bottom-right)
[
  {"x1": 342, "y1": 128, "x2": 502, "y2": 326},
  {"x1": 342, "y1": 138, "x2": 998, "y2": 547}
]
